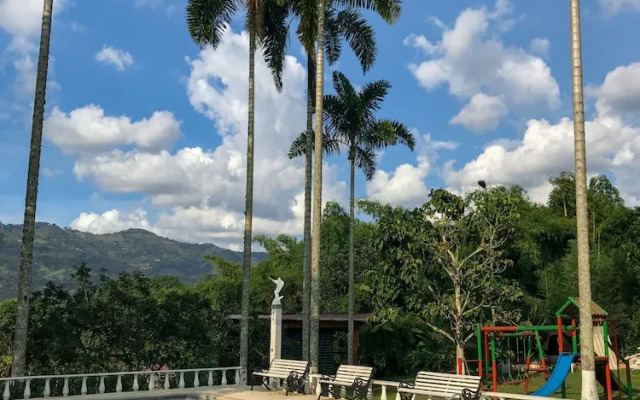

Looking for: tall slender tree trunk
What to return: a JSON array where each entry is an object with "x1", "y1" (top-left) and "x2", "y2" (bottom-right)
[
  {"x1": 569, "y1": 1, "x2": 597, "y2": 399},
  {"x1": 310, "y1": 0, "x2": 326, "y2": 375},
  {"x1": 347, "y1": 156, "x2": 355, "y2": 365},
  {"x1": 11, "y1": 0, "x2": 54, "y2": 378},
  {"x1": 239, "y1": 28, "x2": 257, "y2": 384},
  {"x1": 302, "y1": 52, "x2": 315, "y2": 363}
]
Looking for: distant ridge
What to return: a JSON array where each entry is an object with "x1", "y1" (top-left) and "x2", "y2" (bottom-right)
[{"x1": 0, "y1": 222, "x2": 268, "y2": 300}]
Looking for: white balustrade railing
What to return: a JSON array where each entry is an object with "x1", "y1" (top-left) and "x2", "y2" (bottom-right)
[{"x1": 0, "y1": 367, "x2": 241, "y2": 400}]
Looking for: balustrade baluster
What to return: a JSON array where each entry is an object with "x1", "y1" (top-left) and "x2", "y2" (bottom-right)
[
  {"x1": 2, "y1": 381, "x2": 8, "y2": 400},
  {"x1": 193, "y1": 372, "x2": 199, "y2": 388},
  {"x1": 99, "y1": 376, "x2": 105, "y2": 394},
  {"x1": 81, "y1": 377, "x2": 87, "y2": 395},
  {"x1": 164, "y1": 373, "x2": 170, "y2": 390},
  {"x1": 179, "y1": 372, "x2": 185, "y2": 389},
  {"x1": 234, "y1": 370, "x2": 240, "y2": 385},
  {"x1": 23, "y1": 380, "x2": 31, "y2": 399},
  {"x1": 133, "y1": 375, "x2": 139, "y2": 392},
  {"x1": 395, "y1": 392, "x2": 401, "y2": 400},
  {"x1": 381, "y1": 385, "x2": 387, "y2": 400},
  {"x1": 207, "y1": 371, "x2": 213, "y2": 387},
  {"x1": 221, "y1": 370, "x2": 227, "y2": 386},
  {"x1": 116, "y1": 375, "x2": 122, "y2": 393},
  {"x1": 43, "y1": 379, "x2": 51, "y2": 398},
  {"x1": 367, "y1": 385, "x2": 373, "y2": 400},
  {"x1": 62, "y1": 378, "x2": 69, "y2": 397}
]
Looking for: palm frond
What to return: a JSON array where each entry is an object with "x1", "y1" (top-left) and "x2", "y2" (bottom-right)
[
  {"x1": 289, "y1": 131, "x2": 309, "y2": 159},
  {"x1": 369, "y1": 119, "x2": 415, "y2": 150},
  {"x1": 186, "y1": 0, "x2": 242, "y2": 48},
  {"x1": 324, "y1": 7, "x2": 342, "y2": 65},
  {"x1": 355, "y1": 146, "x2": 377, "y2": 180},
  {"x1": 288, "y1": 129, "x2": 341, "y2": 159},
  {"x1": 359, "y1": 79, "x2": 390, "y2": 113},
  {"x1": 333, "y1": 0, "x2": 402, "y2": 23},
  {"x1": 335, "y1": 9, "x2": 376, "y2": 72},
  {"x1": 262, "y1": 0, "x2": 291, "y2": 91}
]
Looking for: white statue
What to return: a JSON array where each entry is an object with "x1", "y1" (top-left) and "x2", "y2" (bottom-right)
[{"x1": 269, "y1": 276, "x2": 284, "y2": 305}]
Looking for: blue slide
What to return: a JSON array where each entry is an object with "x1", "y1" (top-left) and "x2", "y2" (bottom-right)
[{"x1": 532, "y1": 353, "x2": 577, "y2": 397}]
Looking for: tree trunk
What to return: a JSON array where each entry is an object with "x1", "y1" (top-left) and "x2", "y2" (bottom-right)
[
  {"x1": 347, "y1": 156, "x2": 355, "y2": 364},
  {"x1": 454, "y1": 273, "x2": 463, "y2": 374},
  {"x1": 239, "y1": 27, "x2": 257, "y2": 384},
  {"x1": 569, "y1": 1, "x2": 598, "y2": 399},
  {"x1": 302, "y1": 52, "x2": 315, "y2": 363},
  {"x1": 310, "y1": 0, "x2": 326, "y2": 375},
  {"x1": 11, "y1": 0, "x2": 54, "y2": 378}
]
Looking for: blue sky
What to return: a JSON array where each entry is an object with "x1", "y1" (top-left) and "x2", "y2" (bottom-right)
[{"x1": 1, "y1": 0, "x2": 640, "y2": 249}]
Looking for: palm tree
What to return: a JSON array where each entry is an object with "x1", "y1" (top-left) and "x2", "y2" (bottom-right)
[
  {"x1": 281, "y1": 0, "x2": 401, "y2": 370},
  {"x1": 186, "y1": 0, "x2": 288, "y2": 382},
  {"x1": 291, "y1": 71, "x2": 414, "y2": 364},
  {"x1": 284, "y1": 0, "x2": 378, "y2": 363},
  {"x1": 11, "y1": 0, "x2": 54, "y2": 377},
  {"x1": 310, "y1": 0, "x2": 327, "y2": 375},
  {"x1": 569, "y1": 1, "x2": 597, "y2": 399}
]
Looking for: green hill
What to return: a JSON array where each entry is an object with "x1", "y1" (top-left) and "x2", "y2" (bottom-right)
[{"x1": 0, "y1": 222, "x2": 268, "y2": 300}]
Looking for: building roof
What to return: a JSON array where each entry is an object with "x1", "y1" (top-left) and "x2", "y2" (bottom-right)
[
  {"x1": 228, "y1": 313, "x2": 370, "y2": 322},
  {"x1": 556, "y1": 297, "x2": 608, "y2": 318}
]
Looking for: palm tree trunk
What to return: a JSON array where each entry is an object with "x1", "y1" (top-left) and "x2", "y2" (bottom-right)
[
  {"x1": 11, "y1": 0, "x2": 54, "y2": 378},
  {"x1": 239, "y1": 27, "x2": 257, "y2": 384},
  {"x1": 310, "y1": 0, "x2": 326, "y2": 375},
  {"x1": 302, "y1": 52, "x2": 315, "y2": 363},
  {"x1": 569, "y1": 1, "x2": 597, "y2": 399},
  {"x1": 347, "y1": 156, "x2": 355, "y2": 364}
]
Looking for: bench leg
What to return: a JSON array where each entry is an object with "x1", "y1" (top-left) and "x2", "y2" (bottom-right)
[{"x1": 317, "y1": 384, "x2": 335, "y2": 400}]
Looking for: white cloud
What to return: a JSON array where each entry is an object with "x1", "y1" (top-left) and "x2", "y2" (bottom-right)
[
  {"x1": 57, "y1": 28, "x2": 347, "y2": 248},
  {"x1": 405, "y1": 1, "x2": 559, "y2": 129},
  {"x1": 600, "y1": 0, "x2": 640, "y2": 14},
  {"x1": 530, "y1": 38, "x2": 550, "y2": 58},
  {"x1": 367, "y1": 158, "x2": 430, "y2": 207},
  {"x1": 95, "y1": 46, "x2": 135, "y2": 71},
  {"x1": 45, "y1": 105, "x2": 182, "y2": 154},
  {"x1": 71, "y1": 209, "x2": 155, "y2": 235},
  {"x1": 450, "y1": 93, "x2": 507, "y2": 132},
  {"x1": 592, "y1": 63, "x2": 640, "y2": 119},
  {"x1": 443, "y1": 115, "x2": 640, "y2": 205},
  {"x1": 366, "y1": 133, "x2": 457, "y2": 207},
  {"x1": 0, "y1": 0, "x2": 67, "y2": 44}
]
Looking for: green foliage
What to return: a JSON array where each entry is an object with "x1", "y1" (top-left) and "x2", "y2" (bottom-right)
[
  {"x1": 362, "y1": 187, "x2": 524, "y2": 359},
  {"x1": 359, "y1": 318, "x2": 452, "y2": 376},
  {"x1": 1, "y1": 171, "x2": 640, "y2": 378}
]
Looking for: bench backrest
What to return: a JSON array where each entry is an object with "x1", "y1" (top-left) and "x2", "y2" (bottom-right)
[
  {"x1": 413, "y1": 371, "x2": 481, "y2": 397},
  {"x1": 333, "y1": 365, "x2": 374, "y2": 385},
  {"x1": 268, "y1": 359, "x2": 310, "y2": 376}
]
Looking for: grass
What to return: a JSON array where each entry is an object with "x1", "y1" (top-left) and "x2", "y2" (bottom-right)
[{"x1": 370, "y1": 370, "x2": 640, "y2": 400}]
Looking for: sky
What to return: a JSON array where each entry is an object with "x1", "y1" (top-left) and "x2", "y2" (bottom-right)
[{"x1": 1, "y1": 0, "x2": 640, "y2": 250}]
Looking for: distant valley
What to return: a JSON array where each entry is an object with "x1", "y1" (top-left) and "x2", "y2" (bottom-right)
[{"x1": 0, "y1": 222, "x2": 268, "y2": 300}]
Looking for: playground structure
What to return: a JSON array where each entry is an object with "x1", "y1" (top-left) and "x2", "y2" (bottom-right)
[{"x1": 474, "y1": 297, "x2": 634, "y2": 400}]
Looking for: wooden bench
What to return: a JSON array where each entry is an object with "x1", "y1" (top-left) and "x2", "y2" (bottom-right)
[
  {"x1": 317, "y1": 365, "x2": 374, "y2": 400},
  {"x1": 396, "y1": 371, "x2": 482, "y2": 400},
  {"x1": 250, "y1": 358, "x2": 310, "y2": 395}
]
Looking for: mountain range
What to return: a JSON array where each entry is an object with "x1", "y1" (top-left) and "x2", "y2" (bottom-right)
[{"x1": 0, "y1": 222, "x2": 268, "y2": 300}]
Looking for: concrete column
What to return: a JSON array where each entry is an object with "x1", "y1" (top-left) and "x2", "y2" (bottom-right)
[
  {"x1": 270, "y1": 304, "x2": 283, "y2": 389},
  {"x1": 270, "y1": 304, "x2": 283, "y2": 361}
]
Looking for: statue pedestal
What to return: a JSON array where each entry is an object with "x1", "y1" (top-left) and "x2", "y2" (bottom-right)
[
  {"x1": 270, "y1": 304, "x2": 283, "y2": 361},
  {"x1": 270, "y1": 304, "x2": 283, "y2": 388}
]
